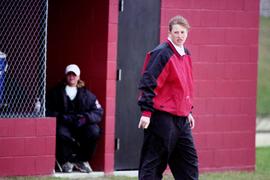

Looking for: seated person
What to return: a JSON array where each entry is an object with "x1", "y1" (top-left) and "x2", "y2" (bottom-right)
[{"x1": 46, "y1": 64, "x2": 103, "y2": 173}]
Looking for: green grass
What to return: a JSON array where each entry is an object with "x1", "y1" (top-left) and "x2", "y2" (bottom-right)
[
  {"x1": 1, "y1": 147, "x2": 269, "y2": 180},
  {"x1": 199, "y1": 147, "x2": 270, "y2": 180},
  {"x1": 257, "y1": 16, "x2": 270, "y2": 116}
]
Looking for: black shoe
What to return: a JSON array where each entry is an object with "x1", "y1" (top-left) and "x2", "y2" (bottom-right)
[
  {"x1": 74, "y1": 161, "x2": 93, "y2": 173},
  {"x1": 62, "y1": 162, "x2": 74, "y2": 173}
]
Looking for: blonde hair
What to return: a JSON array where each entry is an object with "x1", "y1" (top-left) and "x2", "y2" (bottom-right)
[
  {"x1": 169, "y1": 15, "x2": 190, "y2": 31},
  {"x1": 77, "y1": 79, "x2": 85, "y2": 88}
]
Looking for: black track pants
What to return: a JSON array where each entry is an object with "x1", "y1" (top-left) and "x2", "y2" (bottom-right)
[
  {"x1": 56, "y1": 123, "x2": 101, "y2": 164},
  {"x1": 139, "y1": 111, "x2": 199, "y2": 180}
]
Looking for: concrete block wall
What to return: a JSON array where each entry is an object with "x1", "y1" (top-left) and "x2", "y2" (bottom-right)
[
  {"x1": 104, "y1": 0, "x2": 118, "y2": 173},
  {"x1": 160, "y1": 0, "x2": 259, "y2": 171},
  {"x1": 0, "y1": 118, "x2": 56, "y2": 176}
]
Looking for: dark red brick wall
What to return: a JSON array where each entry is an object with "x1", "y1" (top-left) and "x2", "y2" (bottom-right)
[
  {"x1": 0, "y1": 118, "x2": 56, "y2": 176},
  {"x1": 160, "y1": 0, "x2": 259, "y2": 171}
]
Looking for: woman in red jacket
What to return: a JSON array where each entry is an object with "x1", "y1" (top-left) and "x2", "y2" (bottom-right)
[{"x1": 138, "y1": 16, "x2": 199, "y2": 180}]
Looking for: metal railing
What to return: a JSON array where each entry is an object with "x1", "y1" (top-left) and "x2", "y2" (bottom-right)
[{"x1": 0, "y1": 0, "x2": 48, "y2": 118}]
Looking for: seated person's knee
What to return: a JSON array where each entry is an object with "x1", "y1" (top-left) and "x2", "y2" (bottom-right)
[{"x1": 85, "y1": 124, "x2": 101, "y2": 139}]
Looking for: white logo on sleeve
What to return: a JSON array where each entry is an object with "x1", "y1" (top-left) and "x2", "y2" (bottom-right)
[{"x1": 95, "y1": 100, "x2": 101, "y2": 109}]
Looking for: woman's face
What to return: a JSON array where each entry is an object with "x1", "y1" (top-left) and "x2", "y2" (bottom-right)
[{"x1": 66, "y1": 72, "x2": 79, "y2": 87}]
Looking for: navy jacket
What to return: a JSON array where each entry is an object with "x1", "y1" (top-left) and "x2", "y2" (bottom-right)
[{"x1": 46, "y1": 81, "x2": 103, "y2": 127}]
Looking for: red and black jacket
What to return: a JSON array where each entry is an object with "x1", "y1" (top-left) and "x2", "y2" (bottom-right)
[{"x1": 138, "y1": 40, "x2": 193, "y2": 117}]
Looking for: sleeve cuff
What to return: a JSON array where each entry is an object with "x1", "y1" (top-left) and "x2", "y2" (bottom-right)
[{"x1": 142, "y1": 111, "x2": 152, "y2": 117}]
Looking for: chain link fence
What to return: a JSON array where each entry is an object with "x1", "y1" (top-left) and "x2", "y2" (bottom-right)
[{"x1": 0, "y1": 0, "x2": 48, "y2": 118}]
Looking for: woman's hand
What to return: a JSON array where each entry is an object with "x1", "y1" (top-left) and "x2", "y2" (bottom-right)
[{"x1": 138, "y1": 116, "x2": 150, "y2": 129}]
